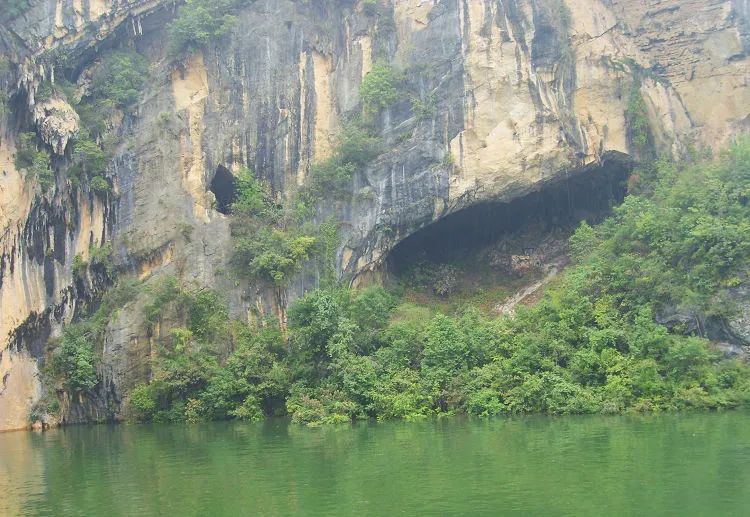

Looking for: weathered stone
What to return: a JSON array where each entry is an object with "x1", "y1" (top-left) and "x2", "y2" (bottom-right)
[
  {"x1": 1, "y1": 0, "x2": 749, "y2": 430},
  {"x1": 32, "y1": 95, "x2": 79, "y2": 155}
]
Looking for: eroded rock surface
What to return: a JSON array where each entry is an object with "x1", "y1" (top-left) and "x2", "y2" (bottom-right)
[{"x1": 1, "y1": 0, "x2": 749, "y2": 429}]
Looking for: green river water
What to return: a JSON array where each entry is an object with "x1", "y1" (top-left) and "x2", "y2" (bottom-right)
[{"x1": 1, "y1": 412, "x2": 749, "y2": 516}]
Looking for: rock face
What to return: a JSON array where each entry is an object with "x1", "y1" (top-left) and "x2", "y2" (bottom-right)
[
  {"x1": 0, "y1": 0, "x2": 748, "y2": 430},
  {"x1": 32, "y1": 95, "x2": 80, "y2": 154}
]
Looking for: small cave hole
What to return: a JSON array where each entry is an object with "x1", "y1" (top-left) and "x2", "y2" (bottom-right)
[{"x1": 210, "y1": 165, "x2": 238, "y2": 214}]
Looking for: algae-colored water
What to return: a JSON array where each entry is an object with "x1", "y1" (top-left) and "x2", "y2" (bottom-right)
[{"x1": 1, "y1": 412, "x2": 749, "y2": 516}]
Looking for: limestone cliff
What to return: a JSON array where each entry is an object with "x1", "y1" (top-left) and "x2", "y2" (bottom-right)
[{"x1": 0, "y1": 0, "x2": 748, "y2": 430}]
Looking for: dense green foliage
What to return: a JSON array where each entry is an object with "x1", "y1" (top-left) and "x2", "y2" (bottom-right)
[
  {"x1": 576, "y1": 143, "x2": 750, "y2": 316},
  {"x1": 51, "y1": 327, "x2": 99, "y2": 392},
  {"x1": 359, "y1": 62, "x2": 401, "y2": 114},
  {"x1": 626, "y1": 82, "x2": 654, "y2": 157},
  {"x1": 167, "y1": 0, "x2": 243, "y2": 56},
  {"x1": 228, "y1": 123, "x2": 380, "y2": 290},
  {"x1": 300, "y1": 122, "x2": 382, "y2": 203},
  {"x1": 14, "y1": 132, "x2": 54, "y2": 192},
  {"x1": 231, "y1": 167, "x2": 270, "y2": 217},
  {"x1": 67, "y1": 49, "x2": 147, "y2": 189},
  {"x1": 90, "y1": 51, "x2": 148, "y2": 109},
  {"x1": 49, "y1": 278, "x2": 138, "y2": 392},
  {"x1": 129, "y1": 279, "x2": 284, "y2": 423},
  {"x1": 69, "y1": 135, "x2": 110, "y2": 193},
  {"x1": 228, "y1": 167, "x2": 321, "y2": 285},
  {"x1": 237, "y1": 229, "x2": 317, "y2": 285},
  {"x1": 128, "y1": 141, "x2": 750, "y2": 424},
  {"x1": 13, "y1": 49, "x2": 146, "y2": 193}
]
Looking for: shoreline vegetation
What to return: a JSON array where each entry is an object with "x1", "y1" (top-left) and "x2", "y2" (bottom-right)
[
  {"x1": 114, "y1": 140, "x2": 750, "y2": 426},
  {"x1": 35, "y1": 140, "x2": 750, "y2": 429}
]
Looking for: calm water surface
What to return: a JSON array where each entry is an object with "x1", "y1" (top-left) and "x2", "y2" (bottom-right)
[{"x1": 1, "y1": 412, "x2": 749, "y2": 516}]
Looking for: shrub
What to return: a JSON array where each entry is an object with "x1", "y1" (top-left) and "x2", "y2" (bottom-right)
[
  {"x1": 14, "y1": 132, "x2": 54, "y2": 191},
  {"x1": 229, "y1": 395, "x2": 264, "y2": 421},
  {"x1": 29, "y1": 394, "x2": 61, "y2": 422},
  {"x1": 234, "y1": 228, "x2": 316, "y2": 285},
  {"x1": 89, "y1": 243, "x2": 115, "y2": 277},
  {"x1": 625, "y1": 81, "x2": 654, "y2": 157},
  {"x1": 303, "y1": 123, "x2": 382, "y2": 200},
  {"x1": 72, "y1": 254, "x2": 88, "y2": 280},
  {"x1": 51, "y1": 328, "x2": 98, "y2": 392},
  {"x1": 90, "y1": 50, "x2": 148, "y2": 109},
  {"x1": 168, "y1": 0, "x2": 240, "y2": 56},
  {"x1": 360, "y1": 61, "x2": 401, "y2": 113},
  {"x1": 89, "y1": 176, "x2": 111, "y2": 195},
  {"x1": 231, "y1": 166, "x2": 271, "y2": 217},
  {"x1": 129, "y1": 384, "x2": 157, "y2": 420},
  {"x1": 69, "y1": 136, "x2": 107, "y2": 184}
]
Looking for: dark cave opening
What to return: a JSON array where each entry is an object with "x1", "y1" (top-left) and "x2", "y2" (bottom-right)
[
  {"x1": 210, "y1": 165, "x2": 238, "y2": 214},
  {"x1": 387, "y1": 156, "x2": 633, "y2": 277}
]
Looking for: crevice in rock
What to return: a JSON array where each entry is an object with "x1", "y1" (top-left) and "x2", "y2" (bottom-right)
[{"x1": 210, "y1": 165, "x2": 238, "y2": 214}]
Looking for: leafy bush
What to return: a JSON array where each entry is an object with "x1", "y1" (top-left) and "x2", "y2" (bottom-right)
[
  {"x1": 129, "y1": 286, "x2": 291, "y2": 423},
  {"x1": 51, "y1": 327, "x2": 98, "y2": 392},
  {"x1": 625, "y1": 81, "x2": 654, "y2": 158},
  {"x1": 235, "y1": 228, "x2": 317, "y2": 285},
  {"x1": 231, "y1": 166, "x2": 273, "y2": 217},
  {"x1": 89, "y1": 176, "x2": 111, "y2": 194},
  {"x1": 14, "y1": 132, "x2": 54, "y2": 191},
  {"x1": 302, "y1": 123, "x2": 382, "y2": 201},
  {"x1": 72, "y1": 254, "x2": 88, "y2": 280},
  {"x1": 29, "y1": 394, "x2": 61, "y2": 422},
  {"x1": 44, "y1": 279, "x2": 138, "y2": 405},
  {"x1": 90, "y1": 50, "x2": 148, "y2": 109},
  {"x1": 168, "y1": 0, "x2": 240, "y2": 56},
  {"x1": 122, "y1": 141, "x2": 750, "y2": 425},
  {"x1": 69, "y1": 135, "x2": 108, "y2": 186},
  {"x1": 89, "y1": 243, "x2": 115, "y2": 277},
  {"x1": 573, "y1": 139, "x2": 750, "y2": 315},
  {"x1": 360, "y1": 61, "x2": 401, "y2": 113},
  {"x1": 129, "y1": 384, "x2": 157, "y2": 420}
]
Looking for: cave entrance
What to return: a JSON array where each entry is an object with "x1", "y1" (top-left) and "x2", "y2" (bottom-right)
[
  {"x1": 210, "y1": 165, "x2": 238, "y2": 214},
  {"x1": 386, "y1": 156, "x2": 632, "y2": 304}
]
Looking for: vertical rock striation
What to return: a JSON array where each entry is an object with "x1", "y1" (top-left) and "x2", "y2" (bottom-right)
[{"x1": 0, "y1": 0, "x2": 748, "y2": 429}]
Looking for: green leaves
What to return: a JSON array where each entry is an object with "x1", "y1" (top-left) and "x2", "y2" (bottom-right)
[
  {"x1": 167, "y1": 0, "x2": 240, "y2": 56},
  {"x1": 90, "y1": 50, "x2": 148, "y2": 109},
  {"x1": 129, "y1": 140, "x2": 750, "y2": 425},
  {"x1": 51, "y1": 328, "x2": 98, "y2": 392},
  {"x1": 14, "y1": 132, "x2": 54, "y2": 192},
  {"x1": 230, "y1": 167, "x2": 269, "y2": 217},
  {"x1": 238, "y1": 228, "x2": 317, "y2": 285},
  {"x1": 70, "y1": 136, "x2": 109, "y2": 192},
  {"x1": 574, "y1": 137, "x2": 750, "y2": 315},
  {"x1": 625, "y1": 83, "x2": 653, "y2": 157},
  {"x1": 360, "y1": 62, "x2": 401, "y2": 114},
  {"x1": 303, "y1": 122, "x2": 383, "y2": 201}
]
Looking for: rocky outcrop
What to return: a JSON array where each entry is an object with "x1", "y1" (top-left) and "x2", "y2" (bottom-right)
[
  {"x1": 1, "y1": 0, "x2": 748, "y2": 430},
  {"x1": 32, "y1": 94, "x2": 79, "y2": 154},
  {"x1": 605, "y1": 0, "x2": 750, "y2": 148}
]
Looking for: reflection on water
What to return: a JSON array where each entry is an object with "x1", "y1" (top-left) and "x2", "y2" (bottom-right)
[
  {"x1": 0, "y1": 428, "x2": 46, "y2": 517},
  {"x1": 1, "y1": 412, "x2": 749, "y2": 516}
]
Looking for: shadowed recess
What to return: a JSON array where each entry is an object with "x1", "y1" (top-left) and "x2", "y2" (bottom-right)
[
  {"x1": 387, "y1": 155, "x2": 633, "y2": 273},
  {"x1": 210, "y1": 165, "x2": 238, "y2": 214}
]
